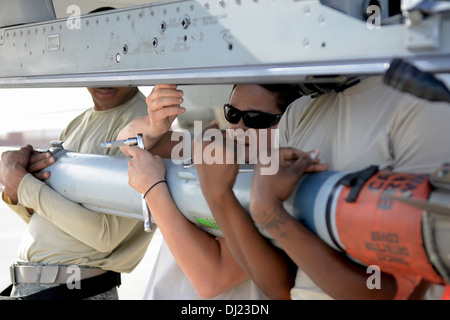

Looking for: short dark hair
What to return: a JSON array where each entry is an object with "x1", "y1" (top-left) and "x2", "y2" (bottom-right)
[
  {"x1": 231, "y1": 84, "x2": 302, "y2": 113},
  {"x1": 89, "y1": 7, "x2": 116, "y2": 14},
  {"x1": 259, "y1": 84, "x2": 302, "y2": 113}
]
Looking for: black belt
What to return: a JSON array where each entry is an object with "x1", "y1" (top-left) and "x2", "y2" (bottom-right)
[{"x1": 1, "y1": 271, "x2": 121, "y2": 300}]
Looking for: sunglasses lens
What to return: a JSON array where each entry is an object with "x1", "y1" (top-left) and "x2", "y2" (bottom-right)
[
  {"x1": 224, "y1": 105, "x2": 241, "y2": 124},
  {"x1": 224, "y1": 104, "x2": 281, "y2": 129},
  {"x1": 243, "y1": 112, "x2": 280, "y2": 129}
]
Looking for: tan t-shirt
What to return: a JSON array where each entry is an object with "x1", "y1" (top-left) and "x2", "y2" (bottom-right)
[
  {"x1": 5, "y1": 91, "x2": 154, "y2": 273},
  {"x1": 279, "y1": 77, "x2": 450, "y2": 299}
]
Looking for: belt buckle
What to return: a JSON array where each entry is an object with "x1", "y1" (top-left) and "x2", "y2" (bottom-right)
[{"x1": 9, "y1": 264, "x2": 16, "y2": 285}]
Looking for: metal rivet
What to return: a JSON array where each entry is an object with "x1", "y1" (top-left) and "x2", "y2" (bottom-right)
[
  {"x1": 319, "y1": 14, "x2": 325, "y2": 25},
  {"x1": 304, "y1": 6, "x2": 311, "y2": 15},
  {"x1": 303, "y1": 38, "x2": 310, "y2": 48},
  {"x1": 181, "y1": 16, "x2": 190, "y2": 29}
]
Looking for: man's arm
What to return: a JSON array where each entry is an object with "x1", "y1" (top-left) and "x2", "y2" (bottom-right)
[
  {"x1": 0, "y1": 145, "x2": 140, "y2": 252},
  {"x1": 1, "y1": 146, "x2": 57, "y2": 222},
  {"x1": 195, "y1": 139, "x2": 297, "y2": 299},
  {"x1": 118, "y1": 84, "x2": 186, "y2": 157},
  {"x1": 18, "y1": 173, "x2": 138, "y2": 252},
  {"x1": 0, "y1": 145, "x2": 32, "y2": 204},
  {"x1": 250, "y1": 148, "x2": 399, "y2": 300},
  {"x1": 127, "y1": 146, "x2": 248, "y2": 298},
  {"x1": 202, "y1": 183, "x2": 297, "y2": 299}
]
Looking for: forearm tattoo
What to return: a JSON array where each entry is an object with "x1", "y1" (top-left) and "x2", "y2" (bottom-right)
[{"x1": 254, "y1": 206, "x2": 289, "y2": 239}]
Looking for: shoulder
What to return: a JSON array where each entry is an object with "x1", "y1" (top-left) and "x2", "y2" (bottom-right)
[
  {"x1": 120, "y1": 91, "x2": 148, "y2": 117},
  {"x1": 387, "y1": 83, "x2": 450, "y2": 129},
  {"x1": 59, "y1": 108, "x2": 93, "y2": 137},
  {"x1": 66, "y1": 107, "x2": 93, "y2": 124},
  {"x1": 129, "y1": 91, "x2": 147, "y2": 109},
  {"x1": 284, "y1": 96, "x2": 313, "y2": 116},
  {"x1": 278, "y1": 96, "x2": 313, "y2": 130},
  {"x1": 99, "y1": 91, "x2": 148, "y2": 127}
]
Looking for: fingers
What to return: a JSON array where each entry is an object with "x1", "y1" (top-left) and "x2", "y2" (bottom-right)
[
  {"x1": 32, "y1": 171, "x2": 51, "y2": 181},
  {"x1": 1, "y1": 145, "x2": 34, "y2": 167},
  {"x1": 305, "y1": 163, "x2": 329, "y2": 173},
  {"x1": 304, "y1": 149, "x2": 329, "y2": 172},
  {"x1": 147, "y1": 85, "x2": 184, "y2": 112},
  {"x1": 14, "y1": 145, "x2": 34, "y2": 162},
  {"x1": 27, "y1": 149, "x2": 56, "y2": 181},
  {"x1": 288, "y1": 149, "x2": 329, "y2": 174},
  {"x1": 308, "y1": 149, "x2": 319, "y2": 160},
  {"x1": 151, "y1": 105, "x2": 186, "y2": 122},
  {"x1": 126, "y1": 146, "x2": 146, "y2": 158},
  {"x1": 277, "y1": 148, "x2": 308, "y2": 170},
  {"x1": 127, "y1": 147, "x2": 166, "y2": 192},
  {"x1": 277, "y1": 148, "x2": 329, "y2": 175},
  {"x1": 279, "y1": 148, "x2": 321, "y2": 163},
  {"x1": 28, "y1": 151, "x2": 55, "y2": 173},
  {"x1": 154, "y1": 84, "x2": 178, "y2": 90},
  {"x1": 146, "y1": 85, "x2": 186, "y2": 133},
  {"x1": 278, "y1": 148, "x2": 304, "y2": 162},
  {"x1": 20, "y1": 145, "x2": 33, "y2": 154},
  {"x1": 127, "y1": 147, "x2": 160, "y2": 165}
]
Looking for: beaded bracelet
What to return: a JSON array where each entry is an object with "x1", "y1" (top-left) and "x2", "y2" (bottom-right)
[{"x1": 143, "y1": 180, "x2": 167, "y2": 199}]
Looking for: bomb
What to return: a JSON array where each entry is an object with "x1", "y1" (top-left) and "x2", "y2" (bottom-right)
[{"x1": 44, "y1": 146, "x2": 450, "y2": 286}]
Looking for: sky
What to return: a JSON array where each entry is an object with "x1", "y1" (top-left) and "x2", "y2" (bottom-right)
[{"x1": 0, "y1": 86, "x2": 154, "y2": 138}]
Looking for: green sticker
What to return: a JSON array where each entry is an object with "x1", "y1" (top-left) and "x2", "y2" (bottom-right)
[{"x1": 195, "y1": 217, "x2": 220, "y2": 229}]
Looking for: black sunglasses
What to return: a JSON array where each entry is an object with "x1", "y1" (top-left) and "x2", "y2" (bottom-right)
[{"x1": 223, "y1": 104, "x2": 283, "y2": 129}]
